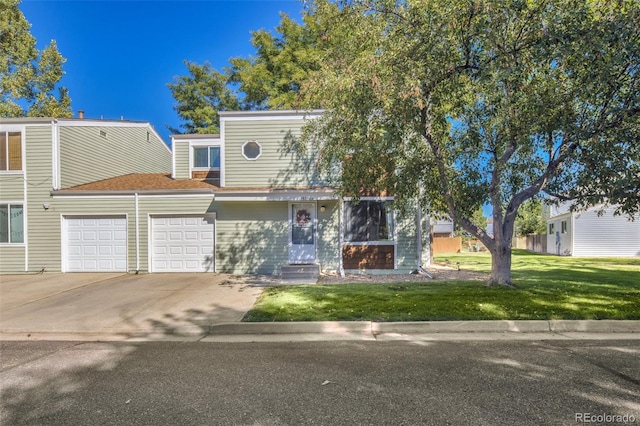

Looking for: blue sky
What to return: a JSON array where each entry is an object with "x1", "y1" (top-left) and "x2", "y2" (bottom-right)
[{"x1": 20, "y1": 0, "x2": 304, "y2": 143}]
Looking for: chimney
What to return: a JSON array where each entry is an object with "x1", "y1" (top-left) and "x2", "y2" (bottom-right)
[{"x1": 78, "y1": 110, "x2": 84, "y2": 119}]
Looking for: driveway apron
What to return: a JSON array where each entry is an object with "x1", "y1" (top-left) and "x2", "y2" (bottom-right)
[{"x1": 0, "y1": 273, "x2": 262, "y2": 338}]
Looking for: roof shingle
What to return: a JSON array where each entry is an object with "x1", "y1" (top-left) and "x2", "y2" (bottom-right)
[{"x1": 61, "y1": 173, "x2": 218, "y2": 191}]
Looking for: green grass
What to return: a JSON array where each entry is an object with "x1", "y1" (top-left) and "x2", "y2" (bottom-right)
[{"x1": 243, "y1": 250, "x2": 640, "y2": 322}]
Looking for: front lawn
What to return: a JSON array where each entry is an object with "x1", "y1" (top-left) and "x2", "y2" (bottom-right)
[{"x1": 243, "y1": 250, "x2": 640, "y2": 322}]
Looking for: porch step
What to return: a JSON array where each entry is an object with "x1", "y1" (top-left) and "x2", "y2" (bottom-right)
[{"x1": 280, "y1": 264, "x2": 320, "y2": 284}]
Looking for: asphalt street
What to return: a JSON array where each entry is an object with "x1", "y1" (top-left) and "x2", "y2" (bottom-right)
[{"x1": 1, "y1": 339, "x2": 639, "y2": 425}]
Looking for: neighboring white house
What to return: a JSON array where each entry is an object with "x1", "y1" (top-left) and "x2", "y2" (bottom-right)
[{"x1": 546, "y1": 203, "x2": 640, "y2": 257}]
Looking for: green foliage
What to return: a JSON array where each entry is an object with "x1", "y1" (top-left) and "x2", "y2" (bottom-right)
[
  {"x1": 470, "y1": 207, "x2": 487, "y2": 232},
  {"x1": 229, "y1": 12, "x2": 328, "y2": 110},
  {"x1": 0, "y1": 0, "x2": 71, "y2": 117},
  {"x1": 244, "y1": 251, "x2": 640, "y2": 322},
  {"x1": 167, "y1": 61, "x2": 241, "y2": 134},
  {"x1": 515, "y1": 200, "x2": 546, "y2": 236},
  {"x1": 168, "y1": 10, "x2": 331, "y2": 134},
  {"x1": 301, "y1": 0, "x2": 640, "y2": 284}
]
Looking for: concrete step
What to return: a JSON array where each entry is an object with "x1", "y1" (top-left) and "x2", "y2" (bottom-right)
[{"x1": 281, "y1": 264, "x2": 320, "y2": 283}]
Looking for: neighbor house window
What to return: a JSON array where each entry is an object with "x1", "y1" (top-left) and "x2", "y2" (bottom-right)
[
  {"x1": 193, "y1": 146, "x2": 220, "y2": 169},
  {"x1": 548, "y1": 223, "x2": 554, "y2": 234},
  {"x1": 0, "y1": 131, "x2": 22, "y2": 171},
  {"x1": 344, "y1": 200, "x2": 394, "y2": 242},
  {"x1": 0, "y1": 204, "x2": 24, "y2": 243},
  {"x1": 561, "y1": 221, "x2": 567, "y2": 234}
]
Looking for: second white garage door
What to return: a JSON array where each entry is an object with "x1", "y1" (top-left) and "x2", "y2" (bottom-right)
[{"x1": 151, "y1": 216, "x2": 214, "y2": 272}]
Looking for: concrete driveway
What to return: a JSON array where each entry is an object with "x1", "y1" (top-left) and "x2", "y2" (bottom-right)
[{"x1": 0, "y1": 273, "x2": 263, "y2": 340}]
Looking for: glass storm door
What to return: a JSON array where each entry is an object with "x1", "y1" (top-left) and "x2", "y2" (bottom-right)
[{"x1": 290, "y1": 203, "x2": 316, "y2": 264}]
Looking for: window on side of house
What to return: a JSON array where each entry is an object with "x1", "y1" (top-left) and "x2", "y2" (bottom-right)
[
  {"x1": 242, "y1": 140, "x2": 262, "y2": 160},
  {"x1": 561, "y1": 220, "x2": 567, "y2": 234},
  {"x1": 0, "y1": 131, "x2": 22, "y2": 171},
  {"x1": 344, "y1": 200, "x2": 394, "y2": 243},
  {"x1": 193, "y1": 146, "x2": 220, "y2": 169},
  {"x1": 0, "y1": 204, "x2": 24, "y2": 244},
  {"x1": 548, "y1": 223, "x2": 554, "y2": 234}
]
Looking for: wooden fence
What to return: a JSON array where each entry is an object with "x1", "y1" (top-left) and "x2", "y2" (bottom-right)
[
  {"x1": 526, "y1": 234, "x2": 547, "y2": 253},
  {"x1": 432, "y1": 237, "x2": 462, "y2": 254}
]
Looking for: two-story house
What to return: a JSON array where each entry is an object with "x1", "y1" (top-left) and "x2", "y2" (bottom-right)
[
  {"x1": 0, "y1": 117, "x2": 171, "y2": 273},
  {"x1": 0, "y1": 110, "x2": 430, "y2": 276}
]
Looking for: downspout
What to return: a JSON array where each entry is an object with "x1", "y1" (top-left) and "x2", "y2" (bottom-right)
[
  {"x1": 52, "y1": 120, "x2": 60, "y2": 190},
  {"x1": 135, "y1": 192, "x2": 140, "y2": 273},
  {"x1": 416, "y1": 199, "x2": 422, "y2": 270},
  {"x1": 338, "y1": 197, "x2": 344, "y2": 277},
  {"x1": 416, "y1": 192, "x2": 433, "y2": 278}
]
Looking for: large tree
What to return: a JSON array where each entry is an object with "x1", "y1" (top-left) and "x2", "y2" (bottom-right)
[
  {"x1": 168, "y1": 9, "x2": 332, "y2": 133},
  {"x1": 167, "y1": 61, "x2": 241, "y2": 134},
  {"x1": 0, "y1": 0, "x2": 71, "y2": 117},
  {"x1": 301, "y1": 0, "x2": 640, "y2": 286}
]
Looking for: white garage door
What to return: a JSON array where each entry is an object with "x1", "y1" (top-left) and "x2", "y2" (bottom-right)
[
  {"x1": 65, "y1": 216, "x2": 127, "y2": 272},
  {"x1": 151, "y1": 216, "x2": 214, "y2": 272}
]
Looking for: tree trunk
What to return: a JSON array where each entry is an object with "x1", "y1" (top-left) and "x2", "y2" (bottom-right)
[{"x1": 488, "y1": 243, "x2": 514, "y2": 287}]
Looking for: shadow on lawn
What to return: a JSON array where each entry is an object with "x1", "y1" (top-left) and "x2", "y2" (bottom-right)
[{"x1": 245, "y1": 257, "x2": 640, "y2": 321}]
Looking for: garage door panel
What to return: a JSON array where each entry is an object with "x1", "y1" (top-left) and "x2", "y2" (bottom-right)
[
  {"x1": 151, "y1": 216, "x2": 214, "y2": 272},
  {"x1": 65, "y1": 217, "x2": 127, "y2": 272},
  {"x1": 98, "y1": 245, "x2": 113, "y2": 255},
  {"x1": 169, "y1": 231, "x2": 183, "y2": 240},
  {"x1": 184, "y1": 246, "x2": 199, "y2": 255}
]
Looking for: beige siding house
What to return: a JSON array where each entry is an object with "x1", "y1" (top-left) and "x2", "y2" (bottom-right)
[{"x1": 1, "y1": 111, "x2": 430, "y2": 278}]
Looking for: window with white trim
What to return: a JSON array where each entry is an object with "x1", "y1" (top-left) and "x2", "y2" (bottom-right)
[
  {"x1": 242, "y1": 140, "x2": 261, "y2": 160},
  {"x1": 0, "y1": 131, "x2": 22, "y2": 171},
  {"x1": 0, "y1": 204, "x2": 24, "y2": 244},
  {"x1": 193, "y1": 146, "x2": 220, "y2": 169},
  {"x1": 343, "y1": 200, "x2": 394, "y2": 243},
  {"x1": 561, "y1": 220, "x2": 567, "y2": 234}
]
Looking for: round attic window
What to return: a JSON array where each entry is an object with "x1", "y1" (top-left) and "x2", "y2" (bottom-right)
[{"x1": 242, "y1": 140, "x2": 262, "y2": 160}]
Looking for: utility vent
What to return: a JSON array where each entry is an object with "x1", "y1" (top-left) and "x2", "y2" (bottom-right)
[{"x1": 100, "y1": 130, "x2": 107, "y2": 138}]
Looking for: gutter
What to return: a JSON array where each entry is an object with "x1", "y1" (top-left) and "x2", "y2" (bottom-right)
[
  {"x1": 135, "y1": 193, "x2": 140, "y2": 273},
  {"x1": 51, "y1": 188, "x2": 217, "y2": 197}
]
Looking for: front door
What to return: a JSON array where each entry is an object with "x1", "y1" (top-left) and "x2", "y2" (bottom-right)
[{"x1": 290, "y1": 203, "x2": 316, "y2": 264}]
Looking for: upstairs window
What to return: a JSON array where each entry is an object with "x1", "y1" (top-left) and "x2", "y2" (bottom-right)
[
  {"x1": 242, "y1": 140, "x2": 262, "y2": 160},
  {"x1": 193, "y1": 146, "x2": 220, "y2": 169},
  {"x1": 0, "y1": 204, "x2": 24, "y2": 244},
  {"x1": 344, "y1": 200, "x2": 394, "y2": 243},
  {"x1": 0, "y1": 131, "x2": 22, "y2": 171}
]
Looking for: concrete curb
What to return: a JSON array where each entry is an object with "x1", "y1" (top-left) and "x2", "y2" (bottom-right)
[
  {"x1": 208, "y1": 321, "x2": 372, "y2": 335},
  {"x1": 2, "y1": 320, "x2": 639, "y2": 342},
  {"x1": 209, "y1": 320, "x2": 640, "y2": 336}
]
